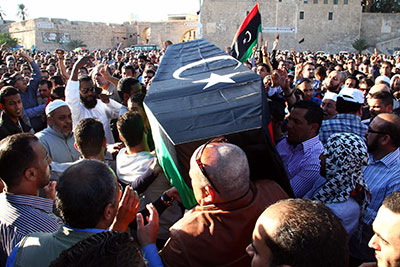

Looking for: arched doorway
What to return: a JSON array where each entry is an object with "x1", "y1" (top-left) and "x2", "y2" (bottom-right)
[
  {"x1": 180, "y1": 29, "x2": 197, "y2": 42},
  {"x1": 141, "y1": 27, "x2": 151, "y2": 44}
]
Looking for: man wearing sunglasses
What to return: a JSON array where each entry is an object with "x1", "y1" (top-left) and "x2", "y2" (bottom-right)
[
  {"x1": 65, "y1": 57, "x2": 121, "y2": 144},
  {"x1": 160, "y1": 140, "x2": 288, "y2": 267},
  {"x1": 350, "y1": 113, "x2": 400, "y2": 265}
]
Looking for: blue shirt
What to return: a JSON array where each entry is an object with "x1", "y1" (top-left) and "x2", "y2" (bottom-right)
[
  {"x1": 0, "y1": 193, "x2": 61, "y2": 265},
  {"x1": 319, "y1": 113, "x2": 368, "y2": 144},
  {"x1": 363, "y1": 149, "x2": 400, "y2": 225},
  {"x1": 7, "y1": 226, "x2": 163, "y2": 267},
  {"x1": 276, "y1": 135, "x2": 324, "y2": 197}
]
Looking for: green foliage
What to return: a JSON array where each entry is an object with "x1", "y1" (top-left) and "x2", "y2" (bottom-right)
[
  {"x1": 362, "y1": 0, "x2": 400, "y2": 13},
  {"x1": 352, "y1": 38, "x2": 369, "y2": 54},
  {"x1": 17, "y1": 4, "x2": 27, "y2": 21},
  {"x1": 67, "y1": 40, "x2": 87, "y2": 51},
  {"x1": 0, "y1": 33, "x2": 19, "y2": 48}
]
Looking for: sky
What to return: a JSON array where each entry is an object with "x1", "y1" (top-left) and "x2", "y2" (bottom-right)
[{"x1": 1, "y1": 0, "x2": 201, "y2": 24}]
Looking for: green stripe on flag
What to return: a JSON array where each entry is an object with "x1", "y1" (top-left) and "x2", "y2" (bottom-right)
[
  {"x1": 144, "y1": 104, "x2": 198, "y2": 209},
  {"x1": 156, "y1": 137, "x2": 198, "y2": 209},
  {"x1": 239, "y1": 24, "x2": 262, "y2": 63}
]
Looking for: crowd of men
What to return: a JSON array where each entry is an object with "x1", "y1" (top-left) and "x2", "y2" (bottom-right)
[{"x1": 0, "y1": 37, "x2": 399, "y2": 267}]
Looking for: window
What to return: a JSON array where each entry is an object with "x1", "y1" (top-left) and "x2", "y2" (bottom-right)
[
  {"x1": 279, "y1": 0, "x2": 282, "y2": 2},
  {"x1": 314, "y1": 0, "x2": 318, "y2": 3},
  {"x1": 344, "y1": 0, "x2": 348, "y2": 4},
  {"x1": 334, "y1": 0, "x2": 338, "y2": 4},
  {"x1": 300, "y1": 11, "x2": 304, "y2": 19},
  {"x1": 328, "y1": 12, "x2": 333, "y2": 20},
  {"x1": 324, "y1": 0, "x2": 328, "y2": 3},
  {"x1": 304, "y1": 0, "x2": 308, "y2": 3}
]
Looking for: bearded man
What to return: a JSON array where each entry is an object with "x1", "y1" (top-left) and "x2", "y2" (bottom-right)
[{"x1": 65, "y1": 57, "x2": 121, "y2": 144}]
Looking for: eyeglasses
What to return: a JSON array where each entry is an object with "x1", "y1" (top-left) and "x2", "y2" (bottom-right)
[
  {"x1": 368, "y1": 127, "x2": 389, "y2": 136},
  {"x1": 195, "y1": 137, "x2": 228, "y2": 194},
  {"x1": 80, "y1": 87, "x2": 97, "y2": 94}
]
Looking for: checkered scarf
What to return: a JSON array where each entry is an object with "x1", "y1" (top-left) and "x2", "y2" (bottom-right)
[{"x1": 313, "y1": 133, "x2": 371, "y2": 213}]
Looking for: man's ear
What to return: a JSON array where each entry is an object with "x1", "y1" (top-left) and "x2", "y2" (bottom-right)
[
  {"x1": 103, "y1": 203, "x2": 116, "y2": 221},
  {"x1": 46, "y1": 116, "x2": 53, "y2": 127},
  {"x1": 24, "y1": 167, "x2": 37, "y2": 183}
]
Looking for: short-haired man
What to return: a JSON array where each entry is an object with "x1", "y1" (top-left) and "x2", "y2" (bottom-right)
[
  {"x1": 0, "y1": 86, "x2": 32, "y2": 141},
  {"x1": 37, "y1": 79, "x2": 52, "y2": 104},
  {"x1": 142, "y1": 68, "x2": 155, "y2": 89},
  {"x1": 0, "y1": 134, "x2": 61, "y2": 266},
  {"x1": 122, "y1": 65, "x2": 136, "y2": 78},
  {"x1": 117, "y1": 77, "x2": 142, "y2": 116},
  {"x1": 350, "y1": 113, "x2": 400, "y2": 263},
  {"x1": 116, "y1": 111, "x2": 182, "y2": 245},
  {"x1": 247, "y1": 198, "x2": 348, "y2": 267},
  {"x1": 319, "y1": 87, "x2": 368, "y2": 144},
  {"x1": 367, "y1": 91, "x2": 393, "y2": 120},
  {"x1": 6, "y1": 160, "x2": 162, "y2": 267},
  {"x1": 368, "y1": 191, "x2": 400, "y2": 267},
  {"x1": 65, "y1": 57, "x2": 121, "y2": 144},
  {"x1": 159, "y1": 140, "x2": 288, "y2": 266},
  {"x1": 324, "y1": 70, "x2": 345, "y2": 93},
  {"x1": 256, "y1": 63, "x2": 270, "y2": 79},
  {"x1": 380, "y1": 61, "x2": 392, "y2": 78},
  {"x1": 321, "y1": 91, "x2": 338, "y2": 120},
  {"x1": 276, "y1": 101, "x2": 324, "y2": 197},
  {"x1": 35, "y1": 100, "x2": 80, "y2": 166}
]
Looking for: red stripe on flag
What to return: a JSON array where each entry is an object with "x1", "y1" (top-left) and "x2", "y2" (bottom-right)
[
  {"x1": 267, "y1": 120, "x2": 275, "y2": 146},
  {"x1": 232, "y1": 2, "x2": 260, "y2": 42}
]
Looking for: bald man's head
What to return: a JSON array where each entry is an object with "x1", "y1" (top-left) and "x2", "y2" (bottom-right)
[{"x1": 189, "y1": 141, "x2": 250, "y2": 202}]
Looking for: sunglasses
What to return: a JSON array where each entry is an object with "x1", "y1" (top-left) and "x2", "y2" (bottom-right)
[
  {"x1": 195, "y1": 137, "x2": 228, "y2": 194},
  {"x1": 80, "y1": 87, "x2": 97, "y2": 94},
  {"x1": 368, "y1": 127, "x2": 389, "y2": 136}
]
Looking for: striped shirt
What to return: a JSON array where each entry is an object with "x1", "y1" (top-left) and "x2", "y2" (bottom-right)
[
  {"x1": 319, "y1": 113, "x2": 368, "y2": 145},
  {"x1": 276, "y1": 135, "x2": 324, "y2": 198},
  {"x1": 0, "y1": 193, "x2": 61, "y2": 265},
  {"x1": 363, "y1": 149, "x2": 400, "y2": 225}
]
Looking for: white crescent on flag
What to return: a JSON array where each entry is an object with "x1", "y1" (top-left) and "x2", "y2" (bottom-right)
[{"x1": 172, "y1": 55, "x2": 242, "y2": 90}]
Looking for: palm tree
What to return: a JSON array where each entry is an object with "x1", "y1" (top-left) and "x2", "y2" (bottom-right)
[
  {"x1": 352, "y1": 38, "x2": 369, "y2": 54},
  {"x1": 0, "y1": 7, "x2": 6, "y2": 24},
  {"x1": 17, "y1": 4, "x2": 28, "y2": 21}
]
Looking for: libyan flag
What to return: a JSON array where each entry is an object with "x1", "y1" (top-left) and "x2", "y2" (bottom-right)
[
  {"x1": 230, "y1": 2, "x2": 262, "y2": 62},
  {"x1": 144, "y1": 39, "x2": 293, "y2": 209}
]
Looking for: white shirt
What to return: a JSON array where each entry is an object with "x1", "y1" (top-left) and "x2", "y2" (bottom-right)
[{"x1": 65, "y1": 80, "x2": 121, "y2": 144}]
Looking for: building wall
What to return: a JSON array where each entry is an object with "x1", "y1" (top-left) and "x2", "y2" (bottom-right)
[
  {"x1": 360, "y1": 13, "x2": 400, "y2": 54},
  {"x1": 7, "y1": 17, "x2": 197, "y2": 51},
  {"x1": 201, "y1": 0, "x2": 362, "y2": 53}
]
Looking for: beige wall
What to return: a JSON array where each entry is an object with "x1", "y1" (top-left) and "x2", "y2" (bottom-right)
[
  {"x1": 201, "y1": 0, "x2": 362, "y2": 53},
  {"x1": 8, "y1": 17, "x2": 198, "y2": 51}
]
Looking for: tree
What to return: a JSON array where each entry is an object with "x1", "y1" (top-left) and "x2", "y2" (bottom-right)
[
  {"x1": 0, "y1": 7, "x2": 6, "y2": 24},
  {"x1": 67, "y1": 40, "x2": 87, "y2": 51},
  {"x1": 17, "y1": 4, "x2": 28, "y2": 21},
  {"x1": 0, "y1": 33, "x2": 19, "y2": 49},
  {"x1": 352, "y1": 38, "x2": 369, "y2": 54},
  {"x1": 362, "y1": 0, "x2": 400, "y2": 13}
]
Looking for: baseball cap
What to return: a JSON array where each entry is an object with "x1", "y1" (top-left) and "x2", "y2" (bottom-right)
[{"x1": 338, "y1": 88, "x2": 364, "y2": 104}]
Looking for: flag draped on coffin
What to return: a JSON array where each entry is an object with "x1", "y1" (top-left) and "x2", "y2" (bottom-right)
[
  {"x1": 144, "y1": 39, "x2": 293, "y2": 209},
  {"x1": 230, "y1": 1, "x2": 262, "y2": 62}
]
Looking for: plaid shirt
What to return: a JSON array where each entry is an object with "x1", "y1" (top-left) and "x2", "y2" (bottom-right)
[
  {"x1": 0, "y1": 193, "x2": 61, "y2": 265},
  {"x1": 319, "y1": 113, "x2": 368, "y2": 144}
]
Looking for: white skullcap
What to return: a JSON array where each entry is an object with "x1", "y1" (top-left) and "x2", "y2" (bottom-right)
[
  {"x1": 45, "y1": 100, "x2": 69, "y2": 116},
  {"x1": 323, "y1": 92, "x2": 338, "y2": 102},
  {"x1": 338, "y1": 88, "x2": 364, "y2": 104},
  {"x1": 375, "y1": 75, "x2": 391, "y2": 85}
]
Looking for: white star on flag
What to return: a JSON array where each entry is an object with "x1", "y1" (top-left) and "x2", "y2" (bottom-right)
[{"x1": 193, "y1": 72, "x2": 241, "y2": 90}]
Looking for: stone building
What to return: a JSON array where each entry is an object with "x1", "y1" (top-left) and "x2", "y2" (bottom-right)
[
  {"x1": 7, "y1": 14, "x2": 198, "y2": 51},
  {"x1": 4, "y1": 1, "x2": 400, "y2": 54},
  {"x1": 200, "y1": 0, "x2": 399, "y2": 54}
]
